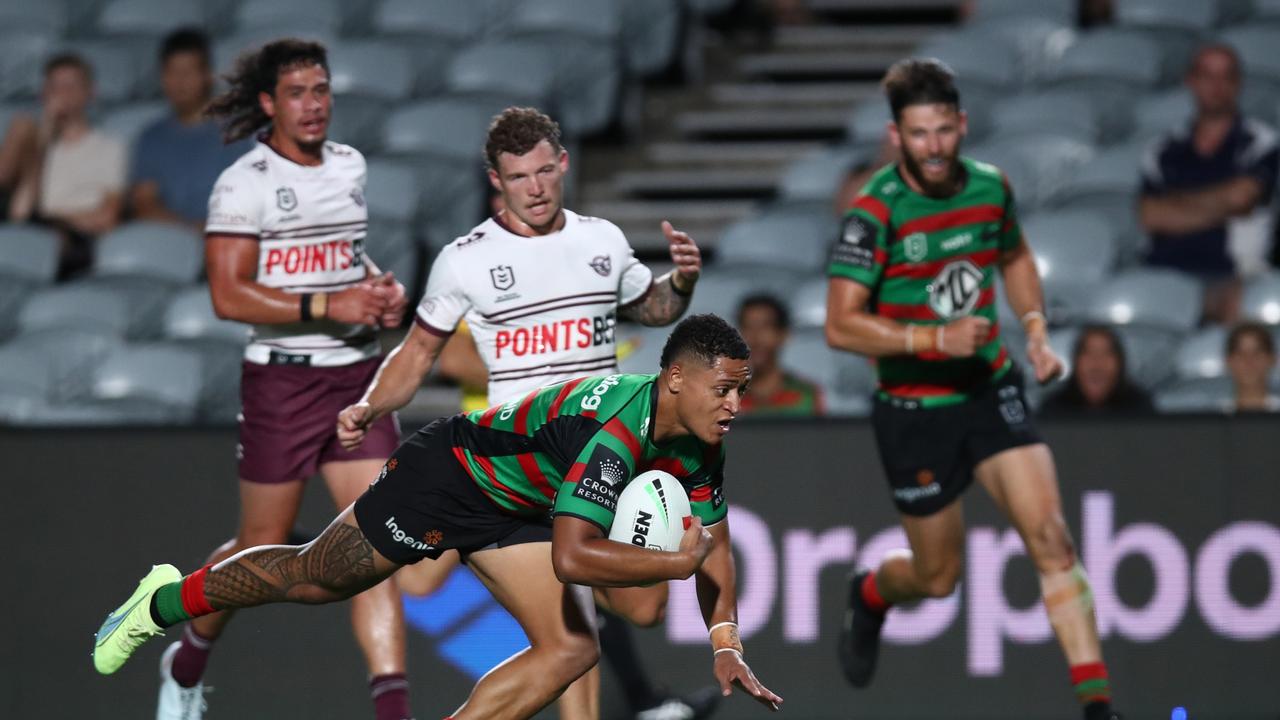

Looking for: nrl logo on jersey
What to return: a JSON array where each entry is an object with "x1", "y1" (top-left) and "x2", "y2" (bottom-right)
[
  {"x1": 490, "y1": 265, "x2": 515, "y2": 290},
  {"x1": 589, "y1": 255, "x2": 612, "y2": 277},
  {"x1": 276, "y1": 187, "x2": 297, "y2": 211},
  {"x1": 904, "y1": 232, "x2": 929, "y2": 262},
  {"x1": 927, "y1": 260, "x2": 984, "y2": 319}
]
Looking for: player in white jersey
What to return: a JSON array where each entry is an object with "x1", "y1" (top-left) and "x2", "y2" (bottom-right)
[
  {"x1": 154, "y1": 40, "x2": 414, "y2": 720},
  {"x1": 338, "y1": 109, "x2": 718, "y2": 720}
]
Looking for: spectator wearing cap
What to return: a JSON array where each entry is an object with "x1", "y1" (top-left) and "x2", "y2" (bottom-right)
[
  {"x1": 1138, "y1": 44, "x2": 1278, "y2": 324},
  {"x1": 736, "y1": 293, "x2": 824, "y2": 417}
]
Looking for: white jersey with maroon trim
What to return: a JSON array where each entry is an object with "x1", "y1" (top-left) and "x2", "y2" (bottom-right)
[
  {"x1": 205, "y1": 139, "x2": 376, "y2": 367},
  {"x1": 415, "y1": 210, "x2": 653, "y2": 405}
]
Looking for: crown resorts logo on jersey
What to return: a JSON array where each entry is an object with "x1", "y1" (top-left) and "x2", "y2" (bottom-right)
[
  {"x1": 927, "y1": 260, "x2": 984, "y2": 319},
  {"x1": 598, "y1": 457, "x2": 626, "y2": 488}
]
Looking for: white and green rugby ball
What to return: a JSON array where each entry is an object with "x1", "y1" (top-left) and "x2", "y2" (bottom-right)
[{"x1": 607, "y1": 470, "x2": 692, "y2": 552}]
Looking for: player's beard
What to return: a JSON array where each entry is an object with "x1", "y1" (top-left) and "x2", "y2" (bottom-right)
[{"x1": 900, "y1": 147, "x2": 962, "y2": 198}]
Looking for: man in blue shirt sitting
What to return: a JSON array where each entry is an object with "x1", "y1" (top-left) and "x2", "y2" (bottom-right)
[
  {"x1": 128, "y1": 29, "x2": 251, "y2": 229},
  {"x1": 1138, "y1": 44, "x2": 1278, "y2": 324}
]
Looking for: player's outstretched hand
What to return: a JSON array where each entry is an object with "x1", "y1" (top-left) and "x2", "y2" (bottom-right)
[
  {"x1": 1026, "y1": 335, "x2": 1065, "y2": 384},
  {"x1": 662, "y1": 220, "x2": 701, "y2": 285},
  {"x1": 714, "y1": 651, "x2": 783, "y2": 711},
  {"x1": 337, "y1": 402, "x2": 373, "y2": 450},
  {"x1": 328, "y1": 283, "x2": 390, "y2": 326},
  {"x1": 677, "y1": 516, "x2": 714, "y2": 577},
  {"x1": 372, "y1": 271, "x2": 408, "y2": 328},
  {"x1": 939, "y1": 316, "x2": 992, "y2": 358}
]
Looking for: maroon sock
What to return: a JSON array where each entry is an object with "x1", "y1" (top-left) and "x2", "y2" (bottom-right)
[
  {"x1": 370, "y1": 672, "x2": 411, "y2": 720},
  {"x1": 861, "y1": 571, "x2": 891, "y2": 614},
  {"x1": 169, "y1": 625, "x2": 215, "y2": 688}
]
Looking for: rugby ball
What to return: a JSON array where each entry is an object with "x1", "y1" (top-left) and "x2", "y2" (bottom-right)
[{"x1": 607, "y1": 470, "x2": 692, "y2": 552}]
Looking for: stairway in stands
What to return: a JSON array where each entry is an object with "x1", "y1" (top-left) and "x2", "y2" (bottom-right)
[{"x1": 578, "y1": 0, "x2": 961, "y2": 262}]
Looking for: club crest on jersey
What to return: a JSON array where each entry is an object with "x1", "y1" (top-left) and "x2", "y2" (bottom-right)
[
  {"x1": 490, "y1": 265, "x2": 516, "y2": 290},
  {"x1": 276, "y1": 187, "x2": 297, "y2": 211},
  {"x1": 589, "y1": 255, "x2": 612, "y2": 277},
  {"x1": 927, "y1": 260, "x2": 984, "y2": 319},
  {"x1": 904, "y1": 232, "x2": 929, "y2": 262}
]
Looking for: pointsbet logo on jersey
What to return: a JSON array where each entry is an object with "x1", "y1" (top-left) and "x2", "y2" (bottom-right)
[
  {"x1": 494, "y1": 313, "x2": 616, "y2": 358},
  {"x1": 263, "y1": 239, "x2": 363, "y2": 276}
]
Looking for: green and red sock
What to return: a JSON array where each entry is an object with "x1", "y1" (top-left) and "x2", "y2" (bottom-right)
[
  {"x1": 1071, "y1": 661, "x2": 1111, "y2": 709},
  {"x1": 149, "y1": 566, "x2": 216, "y2": 628}
]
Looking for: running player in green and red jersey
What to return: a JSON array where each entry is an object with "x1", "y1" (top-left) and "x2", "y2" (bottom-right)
[
  {"x1": 826, "y1": 59, "x2": 1119, "y2": 720},
  {"x1": 93, "y1": 314, "x2": 781, "y2": 720}
]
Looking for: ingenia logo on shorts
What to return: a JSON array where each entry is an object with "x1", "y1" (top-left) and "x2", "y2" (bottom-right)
[{"x1": 385, "y1": 516, "x2": 433, "y2": 551}]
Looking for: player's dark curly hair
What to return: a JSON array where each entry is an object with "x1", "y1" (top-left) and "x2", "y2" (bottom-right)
[
  {"x1": 883, "y1": 57, "x2": 960, "y2": 121},
  {"x1": 206, "y1": 39, "x2": 328, "y2": 143},
  {"x1": 485, "y1": 107, "x2": 563, "y2": 171},
  {"x1": 660, "y1": 314, "x2": 751, "y2": 369}
]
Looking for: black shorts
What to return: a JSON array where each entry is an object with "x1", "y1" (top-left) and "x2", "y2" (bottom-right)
[
  {"x1": 353, "y1": 416, "x2": 552, "y2": 565},
  {"x1": 870, "y1": 366, "x2": 1042, "y2": 517}
]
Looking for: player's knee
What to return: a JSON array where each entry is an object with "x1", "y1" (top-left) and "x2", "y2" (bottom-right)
[
  {"x1": 921, "y1": 563, "x2": 962, "y2": 598},
  {"x1": 1026, "y1": 517, "x2": 1074, "y2": 570},
  {"x1": 547, "y1": 634, "x2": 599, "y2": 682}
]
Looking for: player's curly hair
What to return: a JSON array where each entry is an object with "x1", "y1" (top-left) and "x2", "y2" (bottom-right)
[
  {"x1": 484, "y1": 107, "x2": 563, "y2": 170},
  {"x1": 883, "y1": 57, "x2": 961, "y2": 121},
  {"x1": 660, "y1": 314, "x2": 751, "y2": 369},
  {"x1": 206, "y1": 39, "x2": 328, "y2": 143}
]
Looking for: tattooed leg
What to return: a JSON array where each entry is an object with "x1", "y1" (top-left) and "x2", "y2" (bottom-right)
[{"x1": 203, "y1": 508, "x2": 399, "y2": 610}]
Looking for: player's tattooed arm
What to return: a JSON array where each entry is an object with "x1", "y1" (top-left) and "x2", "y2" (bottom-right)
[
  {"x1": 202, "y1": 522, "x2": 388, "y2": 609},
  {"x1": 620, "y1": 273, "x2": 693, "y2": 326}
]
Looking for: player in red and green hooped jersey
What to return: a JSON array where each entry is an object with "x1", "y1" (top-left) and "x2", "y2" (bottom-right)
[
  {"x1": 826, "y1": 59, "x2": 1119, "y2": 720},
  {"x1": 93, "y1": 314, "x2": 782, "y2": 720}
]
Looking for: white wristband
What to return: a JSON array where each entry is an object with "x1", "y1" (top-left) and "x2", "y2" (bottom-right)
[
  {"x1": 1021, "y1": 310, "x2": 1047, "y2": 326},
  {"x1": 714, "y1": 648, "x2": 743, "y2": 660},
  {"x1": 708, "y1": 621, "x2": 738, "y2": 636}
]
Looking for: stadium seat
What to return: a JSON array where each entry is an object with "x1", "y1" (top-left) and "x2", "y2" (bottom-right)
[
  {"x1": 163, "y1": 285, "x2": 249, "y2": 346},
  {"x1": 1155, "y1": 376, "x2": 1232, "y2": 413},
  {"x1": 845, "y1": 101, "x2": 890, "y2": 147},
  {"x1": 214, "y1": 29, "x2": 336, "y2": 77},
  {"x1": 687, "y1": 267, "x2": 807, "y2": 322},
  {"x1": 1115, "y1": 324, "x2": 1181, "y2": 389},
  {"x1": 366, "y1": 220, "x2": 420, "y2": 296},
  {"x1": 99, "y1": 101, "x2": 167, "y2": 154},
  {"x1": 90, "y1": 343, "x2": 203, "y2": 417},
  {"x1": 18, "y1": 285, "x2": 130, "y2": 336},
  {"x1": 990, "y1": 90, "x2": 1107, "y2": 144},
  {"x1": 779, "y1": 328, "x2": 875, "y2": 417},
  {"x1": 968, "y1": 134, "x2": 1095, "y2": 210},
  {"x1": 968, "y1": 0, "x2": 1075, "y2": 24},
  {"x1": 1045, "y1": 137, "x2": 1146, "y2": 209},
  {"x1": 235, "y1": 0, "x2": 342, "y2": 34},
  {"x1": 790, "y1": 276, "x2": 829, "y2": 330},
  {"x1": 92, "y1": 221, "x2": 202, "y2": 284},
  {"x1": 382, "y1": 97, "x2": 498, "y2": 160},
  {"x1": 1085, "y1": 269, "x2": 1202, "y2": 332},
  {"x1": 0, "y1": 0, "x2": 67, "y2": 36},
  {"x1": 779, "y1": 145, "x2": 873, "y2": 202},
  {"x1": 716, "y1": 210, "x2": 838, "y2": 273},
  {"x1": 913, "y1": 33, "x2": 1022, "y2": 94},
  {"x1": 1133, "y1": 88, "x2": 1193, "y2": 139},
  {"x1": 325, "y1": 95, "x2": 387, "y2": 151},
  {"x1": 1115, "y1": 0, "x2": 1249, "y2": 34},
  {"x1": 1219, "y1": 28, "x2": 1280, "y2": 85},
  {"x1": 0, "y1": 224, "x2": 59, "y2": 284},
  {"x1": 616, "y1": 324, "x2": 670, "y2": 375},
  {"x1": 1241, "y1": 272, "x2": 1280, "y2": 324},
  {"x1": 328, "y1": 41, "x2": 414, "y2": 103},
  {"x1": 1046, "y1": 30, "x2": 1164, "y2": 112},
  {"x1": 13, "y1": 327, "x2": 124, "y2": 403},
  {"x1": 445, "y1": 40, "x2": 555, "y2": 109},
  {"x1": 683, "y1": 0, "x2": 736, "y2": 17},
  {"x1": 70, "y1": 42, "x2": 143, "y2": 104},
  {"x1": 0, "y1": 33, "x2": 55, "y2": 99},
  {"x1": 1174, "y1": 325, "x2": 1229, "y2": 380},
  {"x1": 0, "y1": 345, "x2": 52, "y2": 423},
  {"x1": 96, "y1": 0, "x2": 204, "y2": 36},
  {"x1": 961, "y1": 15, "x2": 1077, "y2": 85},
  {"x1": 620, "y1": 0, "x2": 682, "y2": 77},
  {"x1": 1023, "y1": 209, "x2": 1119, "y2": 322},
  {"x1": 371, "y1": 0, "x2": 491, "y2": 42},
  {"x1": 365, "y1": 159, "x2": 422, "y2": 225},
  {"x1": 505, "y1": 0, "x2": 622, "y2": 40}
]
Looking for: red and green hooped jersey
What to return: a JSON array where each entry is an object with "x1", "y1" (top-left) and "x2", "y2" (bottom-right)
[
  {"x1": 828, "y1": 157, "x2": 1019, "y2": 407},
  {"x1": 450, "y1": 373, "x2": 727, "y2": 533}
]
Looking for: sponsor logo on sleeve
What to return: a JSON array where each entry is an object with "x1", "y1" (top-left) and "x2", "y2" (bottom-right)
[
  {"x1": 572, "y1": 445, "x2": 626, "y2": 513},
  {"x1": 831, "y1": 214, "x2": 878, "y2": 270}
]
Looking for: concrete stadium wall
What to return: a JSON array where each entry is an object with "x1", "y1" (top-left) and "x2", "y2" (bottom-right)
[{"x1": 6, "y1": 417, "x2": 1279, "y2": 719}]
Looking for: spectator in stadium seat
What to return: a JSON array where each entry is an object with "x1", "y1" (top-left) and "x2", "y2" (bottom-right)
[
  {"x1": 736, "y1": 293, "x2": 824, "y2": 417},
  {"x1": 1040, "y1": 325, "x2": 1153, "y2": 417},
  {"x1": 1224, "y1": 321, "x2": 1280, "y2": 412},
  {"x1": 1138, "y1": 44, "x2": 1278, "y2": 325},
  {"x1": 0, "y1": 53, "x2": 124, "y2": 277},
  {"x1": 129, "y1": 28, "x2": 251, "y2": 228}
]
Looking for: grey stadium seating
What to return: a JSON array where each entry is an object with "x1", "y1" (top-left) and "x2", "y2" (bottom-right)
[
  {"x1": 1085, "y1": 269, "x2": 1202, "y2": 332},
  {"x1": 778, "y1": 145, "x2": 873, "y2": 203},
  {"x1": 961, "y1": 15, "x2": 1077, "y2": 86},
  {"x1": 92, "y1": 221, "x2": 203, "y2": 284},
  {"x1": 716, "y1": 209, "x2": 838, "y2": 273},
  {"x1": 0, "y1": 0, "x2": 68, "y2": 36},
  {"x1": 234, "y1": 0, "x2": 343, "y2": 35},
  {"x1": 1114, "y1": 0, "x2": 1250, "y2": 34},
  {"x1": 8, "y1": 327, "x2": 124, "y2": 404},
  {"x1": 99, "y1": 101, "x2": 167, "y2": 154},
  {"x1": 686, "y1": 267, "x2": 808, "y2": 323},
  {"x1": 1155, "y1": 377, "x2": 1233, "y2": 413},
  {"x1": 1174, "y1": 325, "x2": 1229, "y2": 381},
  {"x1": 968, "y1": 0, "x2": 1076, "y2": 24},
  {"x1": 19, "y1": 284, "x2": 130, "y2": 337},
  {"x1": 620, "y1": 0, "x2": 682, "y2": 77},
  {"x1": 0, "y1": 33, "x2": 55, "y2": 99},
  {"x1": 1241, "y1": 272, "x2": 1280, "y2": 324},
  {"x1": 0, "y1": 224, "x2": 61, "y2": 340},
  {"x1": 1022, "y1": 209, "x2": 1119, "y2": 323},
  {"x1": 83, "y1": 343, "x2": 204, "y2": 423},
  {"x1": 780, "y1": 328, "x2": 876, "y2": 417},
  {"x1": 96, "y1": 0, "x2": 205, "y2": 37},
  {"x1": 790, "y1": 276, "x2": 830, "y2": 331},
  {"x1": 0, "y1": 345, "x2": 52, "y2": 423},
  {"x1": 445, "y1": 40, "x2": 556, "y2": 110}
]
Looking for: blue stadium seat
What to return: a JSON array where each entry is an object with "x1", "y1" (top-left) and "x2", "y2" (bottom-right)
[
  {"x1": 325, "y1": 95, "x2": 387, "y2": 151},
  {"x1": 235, "y1": 0, "x2": 342, "y2": 34},
  {"x1": 968, "y1": 0, "x2": 1075, "y2": 24},
  {"x1": 214, "y1": 29, "x2": 336, "y2": 77},
  {"x1": 0, "y1": 345, "x2": 52, "y2": 423},
  {"x1": 780, "y1": 328, "x2": 875, "y2": 417},
  {"x1": 1242, "y1": 272, "x2": 1280, "y2": 324},
  {"x1": 365, "y1": 159, "x2": 422, "y2": 225},
  {"x1": 968, "y1": 134, "x2": 1096, "y2": 210},
  {"x1": 1174, "y1": 325, "x2": 1229, "y2": 380},
  {"x1": 789, "y1": 276, "x2": 829, "y2": 330},
  {"x1": 1047, "y1": 29, "x2": 1164, "y2": 102},
  {"x1": 687, "y1": 267, "x2": 807, "y2": 323},
  {"x1": 1115, "y1": 0, "x2": 1249, "y2": 33},
  {"x1": 96, "y1": 0, "x2": 203, "y2": 36},
  {"x1": 0, "y1": 224, "x2": 59, "y2": 284},
  {"x1": 716, "y1": 210, "x2": 838, "y2": 273},
  {"x1": 163, "y1": 286, "x2": 249, "y2": 346},
  {"x1": 1046, "y1": 137, "x2": 1146, "y2": 208},
  {"x1": 1219, "y1": 28, "x2": 1280, "y2": 85},
  {"x1": 0, "y1": 0, "x2": 67, "y2": 36},
  {"x1": 445, "y1": 40, "x2": 555, "y2": 109},
  {"x1": 1155, "y1": 377, "x2": 1232, "y2": 413},
  {"x1": 329, "y1": 41, "x2": 415, "y2": 102},
  {"x1": 621, "y1": 0, "x2": 682, "y2": 77},
  {"x1": 914, "y1": 33, "x2": 1022, "y2": 94},
  {"x1": 779, "y1": 146, "x2": 870, "y2": 203},
  {"x1": 92, "y1": 221, "x2": 202, "y2": 284},
  {"x1": 964, "y1": 142, "x2": 1040, "y2": 209},
  {"x1": 1085, "y1": 269, "x2": 1202, "y2": 332},
  {"x1": 616, "y1": 324, "x2": 669, "y2": 375},
  {"x1": 71, "y1": 41, "x2": 143, "y2": 103},
  {"x1": 961, "y1": 15, "x2": 1078, "y2": 85},
  {"x1": 19, "y1": 285, "x2": 130, "y2": 336},
  {"x1": 366, "y1": 220, "x2": 420, "y2": 297},
  {"x1": 371, "y1": 0, "x2": 491, "y2": 42},
  {"x1": 0, "y1": 33, "x2": 55, "y2": 99},
  {"x1": 990, "y1": 89, "x2": 1108, "y2": 144},
  {"x1": 505, "y1": 0, "x2": 621, "y2": 40},
  {"x1": 1133, "y1": 88, "x2": 1193, "y2": 139},
  {"x1": 99, "y1": 101, "x2": 167, "y2": 154},
  {"x1": 85, "y1": 343, "x2": 203, "y2": 422},
  {"x1": 1023, "y1": 209, "x2": 1119, "y2": 322}
]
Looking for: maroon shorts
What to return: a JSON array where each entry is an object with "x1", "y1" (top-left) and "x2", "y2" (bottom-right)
[{"x1": 238, "y1": 356, "x2": 401, "y2": 484}]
